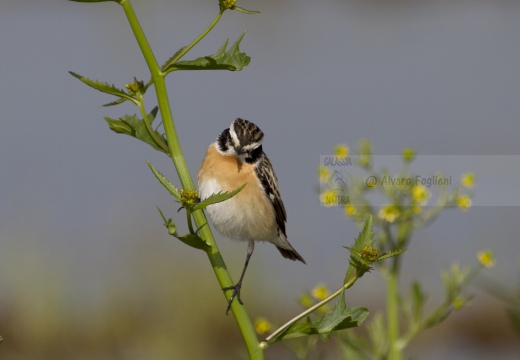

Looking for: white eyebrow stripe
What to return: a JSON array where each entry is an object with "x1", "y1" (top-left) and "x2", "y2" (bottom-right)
[
  {"x1": 242, "y1": 142, "x2": 261, "y2": 151},
  {"x1": 229, "y1": 122, "x2": 240, "y2": 146}
]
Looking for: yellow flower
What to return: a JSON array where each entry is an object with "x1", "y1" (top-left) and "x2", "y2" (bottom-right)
[
  {"x1": 361, "y1": 247, "x2": 379, "y2": 262},
  {"x1": 254, "y1": 317, "x2": 272, "y2": 335},
  {"x1": 345, "y1": 204, "x2": 357, "y2": 216},
  {"x1": 334, "y1": 144, "x2": 350, "y2": 157},
  {"x1": 411, "y1": 185, "x2": 431, "y2": 206},
  {"x1": 357, "y1": 139, "x2": 372, "y2": 168},
  {"x1": 461, "y1": 173, "x2": 476, "y2": 189},
  {"x1": 456, "y1": 195, "x2": 472, "y2": 211},
  {"x1": 320, "y1": 189, "x2": 338, "y2": 207},
  {"x1": 221, "y1": 0, "x2": 236, "y2": 9},
  {"x1": 378, "y1": 205, "x2": 400, "y2": 222},
  {"x1": 318, "y1": 165, "x2": 330, "y2": 183},
  {"x1": 402, "y1": 147, "x2": 415, "y2": 162},
  {"x1": 180, "y1": 189, "x2": 199, "y2": 206},
  {"x1": 412, "y1": 205, "x2": 422, "y2": 214},
  {"x1": 452, "y1": 296, "x2": 467, "y2": 310},
  {"x1": 298, "y1": 293, "x2": 314, "y2": 309},
  {"x1": 311, "y1": 283, "x2": 330, "y2": 301},
  {"x1": 477, "y1": 250, "x2": 496, "y2": 268}
]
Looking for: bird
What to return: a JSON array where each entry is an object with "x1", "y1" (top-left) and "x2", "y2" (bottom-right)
[{"x1": 198, "y1": 118, "x2": 306, "y2": 313}]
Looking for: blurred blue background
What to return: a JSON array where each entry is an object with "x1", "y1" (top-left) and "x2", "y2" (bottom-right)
[{"x1": 1, "y1": 0, "x2": 519, "y2": 358}]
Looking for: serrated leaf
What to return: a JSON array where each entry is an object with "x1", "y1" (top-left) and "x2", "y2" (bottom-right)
[
  {"x1": 351, "y1": 215, "x2": 375, "y2": 254},
  {"x1": 161, "y1": 46, "x2": 188, "y2": 73},
  {"x1": 411, "y1": 281, "x2": 427, "y2": 321},
  {"x1": 175, "y1": 233, "x2": 211, "y2": 251},
  {"x1": 377, "y1": 248, "x2": 408, "y2": 261},
  {"x1": 266, "y1": 299, "x2": 368, "y2": 344},
  {"x1": 105, "y1": 117, "x2": 133, "y2": 135},
  {"x1": 316, "y1": 292, "x2": 369, "y2": 340},
  {"x1": 102, "y1": 97, "x2": 127, "y2": 107},
  {"x1": 345, "y1": 215, "x2": 375, "y2": 277},
  {"x1": 163, "y1": 32, "x2": 250, "y2": 73},
  {"x1": 147, "y1": 162, "x2": 182, "y2": 201},
  {"x1": 267, "y1": 317, "x2": 315, "y2": 343},
  {"x1": 69, "y1": 71, "x2": 138, "y2": 105},
  {"x1": 104, "y1": 107, "x2": 168, "y2": 153},
  {"x1": 191, "y1": 183, "x2": 247, "y2": 211},
  {"x1": 233, "y1": 6, "x2": 260, "y2": 14},
  {"x1": 103, "y1": 78, "x2": 153, "y2": 107}
]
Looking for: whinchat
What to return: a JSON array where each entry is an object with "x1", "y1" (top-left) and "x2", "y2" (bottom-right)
[{"x1": 198, "y1": 118, "x2": 305, "y2": 313}]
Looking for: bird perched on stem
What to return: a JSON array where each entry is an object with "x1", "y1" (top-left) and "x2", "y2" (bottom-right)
[{"x1": 198, "y1": 118, "x2": 306, "y2": 313}]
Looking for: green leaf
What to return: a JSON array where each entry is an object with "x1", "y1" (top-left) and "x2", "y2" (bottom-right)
[
  {"x1": 157, "y1": 206, "x2": 178, "y2": 236},
  {"x1": 175, "y1": 233, "x2": 211, "y2": 251},
  {"x1": 411, "y1": 281, "x2": 427, "y2": 321},
  {"x1": 233, "y1": 6, "x2": 261, "y2": 14},
  {"x1": 103, "y1": 79, "x2": 153, "y2": 107},
  {"x1": 102, "y1": 97, "x2": 128, "y2": 107},
  {"x1": 69, "y1": 71, "x2": 138, "y2": 105},
  {"x1": 156, "y1": 206, "x2": 210, "y2": 251},
  {"x1": 351, "y1": 215, "x2": 375, "y2": 254},
  {"x1": 365, "y1": 312, "x2": 387, "y2": 357},
  {"x1": 147, "y1": 162, "x2": 181, "y2": 201},
  {"x1": 376, "y1": 248, "x2": 408, "y2": 261},
  {"x1": 104, "y1": 107, "x2": 168, "y2": 153},
  {"x1": 161, "y1": 46, "x2": 188, "y2": 73},
  {"x1": 163, "y1": 32, "x2": 250, "y2": 73},
  {"x1": 266, "y1": 300, "x2": 368, "y2": 344},
  {"x1": 104, "y1": 117, "x2": 133, "y2": 135},
  {"x1": 191, "y1": 183, "x2": 247, "y2": 211},
  {"x1": 316, "y1": 292, "x2": 369, "y2": 340},
  {"x1": 268, "y1": 317, "x2": 315, "y2": 342},
  {"x1": 345, "y1": 215, "x2": 375, "y2": 277},
  {"x1": 507, "y1": 307, "x2": 520, "y2": 336}
]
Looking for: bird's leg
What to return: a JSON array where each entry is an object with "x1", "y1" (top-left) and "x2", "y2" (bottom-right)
[{"x1": 223, "y1": 239, "x2": 255, "y2": 314}]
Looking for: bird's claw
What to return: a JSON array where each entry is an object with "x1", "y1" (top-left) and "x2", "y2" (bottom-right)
[{"x1": 223, "y1": 283, "x2": 243, "y2": 314}]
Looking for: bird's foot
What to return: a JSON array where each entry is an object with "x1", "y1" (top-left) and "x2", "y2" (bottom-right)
[{"x1": 222, "y1": 282, "x2": 244, "y2": 315}]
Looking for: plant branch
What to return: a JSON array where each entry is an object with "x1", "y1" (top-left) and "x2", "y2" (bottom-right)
[
  {"x1": 166, "y1": 10, "x2": 224, "y2": 68},
  {"x1": 264, "y1": 274, "x2": 359, "y2": 345},
  {"x1": 118, "y1": 2, "x2": 262, "y2": 359},
  {"x1": 387, "y1": 256, "x2": 402, "y2": 360}
]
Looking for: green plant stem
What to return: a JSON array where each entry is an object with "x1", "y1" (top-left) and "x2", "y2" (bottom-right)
[
  {"x1": 119, "y1": 2, "x2": 263, "y2": 359},
  {"x1": 387, "y1": 257, "x2": 403, "y2": 360},
  {"x1": 263, "y1": 274, "x2": 359, "y2": 346},
  {"x1": 166, "y1": 10, "x2": 224, "y2": 67},
  {"x1": 400, "y1": 265, "x2": 484, "y2": 348}
]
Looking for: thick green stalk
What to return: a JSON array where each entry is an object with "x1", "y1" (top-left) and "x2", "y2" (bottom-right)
[
  {"x1": 387, "y1": 257, "x2": 402, "y2": 360},
  {"x1": 119, "y1": 1, "x2": 263, "y2": 359}
]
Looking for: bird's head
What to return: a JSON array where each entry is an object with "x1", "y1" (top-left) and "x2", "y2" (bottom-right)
[{"x1": 216, "y1": 118, "x2": 264, "y2": 164}]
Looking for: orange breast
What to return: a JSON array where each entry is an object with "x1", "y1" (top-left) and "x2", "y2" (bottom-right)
[{"x1": 198, "y1": 144, "x2": 277, "y2": 241}]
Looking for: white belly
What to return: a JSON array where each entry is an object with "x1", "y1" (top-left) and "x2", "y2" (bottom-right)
[{"x1": 198, "y1": 178, "x2": 277, "y2": 242}]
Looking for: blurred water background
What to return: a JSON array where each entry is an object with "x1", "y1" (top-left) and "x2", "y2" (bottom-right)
[{"x1": 1, "y1": 0, "x2": 519, "y2": 358}]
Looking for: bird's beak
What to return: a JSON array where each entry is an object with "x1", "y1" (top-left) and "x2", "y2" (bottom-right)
[{"x1": 235, "y1": 147, "x2": 245, "y2": 156}]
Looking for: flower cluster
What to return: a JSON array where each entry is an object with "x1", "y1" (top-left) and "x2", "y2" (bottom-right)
[
  {"x1": 220, "y1": 0, "x2": 236, "y2": 10},
  {"x1": 320, "y1": 140, "x2": 476, "y2": 226},
  {"x1": 298, "y1": 283, "x2": 331, "y2": 313},
  {"x1": 180, "y1": 189, "x2": 199, "y2": 207}
]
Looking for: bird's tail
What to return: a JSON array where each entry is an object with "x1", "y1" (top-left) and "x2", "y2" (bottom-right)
[{"x1": 277, "y1": 245, "x2": 306, "y2": 264}]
